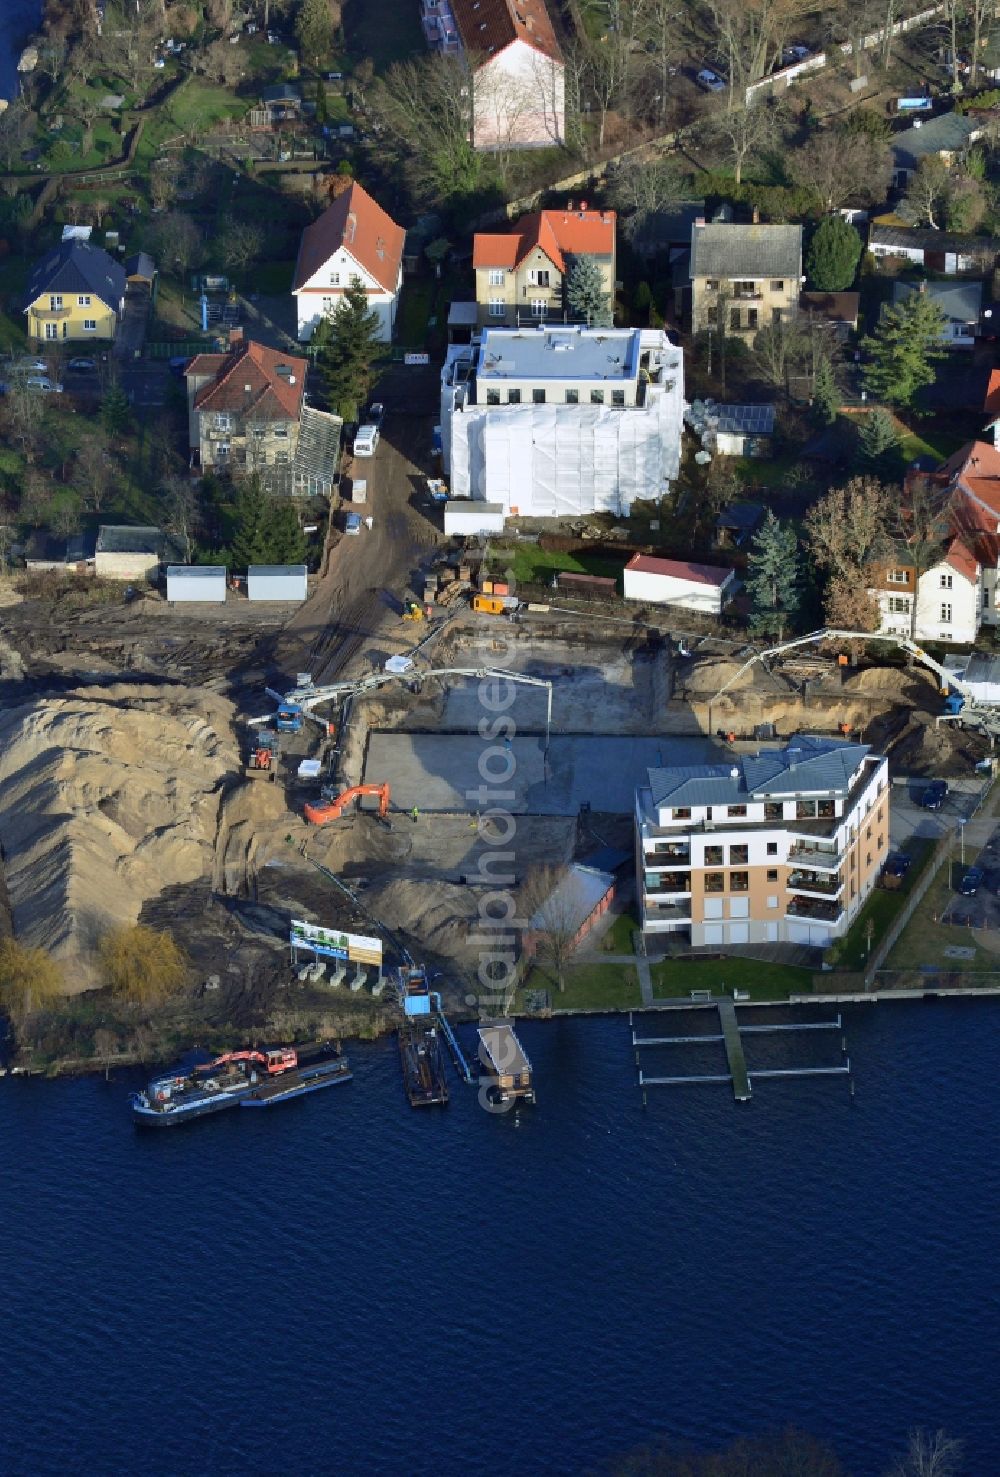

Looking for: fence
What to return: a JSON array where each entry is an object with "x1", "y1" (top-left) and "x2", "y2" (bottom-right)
[{"x1": 145, "y1": 339, "x2": 218, "y2": 359}]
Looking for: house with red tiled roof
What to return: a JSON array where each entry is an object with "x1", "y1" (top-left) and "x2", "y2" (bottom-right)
[
  {"x1": 422, "y1": 0, "x2": 564, "y2": 151},
  {"x1": 872, "y1": 440, "x2": 1000, "y2": 644},
  {"x1": 472, "y1": 207, "x2": 616, "y2": 327},
  {"x1": 292, "y1": 180, "x2": 405, "y2": 343},
  {"x1": 184, "y1": 330, "x2": 341, "y2": 497}
]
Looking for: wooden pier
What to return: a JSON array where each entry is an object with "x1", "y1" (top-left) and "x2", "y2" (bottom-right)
[{"x1": 632, "y1": 1004, "x2": 850, "y2": 1104}]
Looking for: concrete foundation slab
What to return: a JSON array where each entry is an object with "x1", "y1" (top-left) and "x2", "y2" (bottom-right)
[{"x1": 364, "y1": 733, "x2": 721, "y2": 814}]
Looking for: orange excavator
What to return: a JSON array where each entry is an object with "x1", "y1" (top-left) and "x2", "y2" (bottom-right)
[
  {"x1": 304, "y1": 782, "x2": 391, "y2": 826},
  {"x1": 205, "y1": 1047, "x2": 297, "y2": 1075}
]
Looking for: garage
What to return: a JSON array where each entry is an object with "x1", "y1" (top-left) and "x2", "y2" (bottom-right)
[
  {"x1": 247, "y1": 564, "x2": 308, "y2": 602},
  {"x1": 166, "y1": 565, "x2": 226, "y2": 603}
]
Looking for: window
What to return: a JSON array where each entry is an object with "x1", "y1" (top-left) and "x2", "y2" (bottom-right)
[
  {"x1": 940, "y1": 572, "x2": 953, "y2": 589},
  {"x1": 866, "y1": 852, "x2": 872, "y2": 868},
  {"x1": 532, "y1": 388, "x2": 545, "y2": 404},
  {"x1": 83, "y1": 319, "x2": 96, "y2": 331},
  {"x1": 529, "y1": 269, "x2": 550, "y2": 287},
  {"x1": 985, "y1": 589, "x2": 991, "y2": 608},
  {"x1": 772, "y1": 307, "x2": 782, "y2": 325},
  {"x1": 727, "y1": 804, "x2": 747, "y2": 819},
  {"x1": 565, "y1": 388, "x2": 579, "y2": 404},
  {"x1": 704, "y1": 898, "x2": 724, "y2": 920},
  {"x1": 488, "y1": 299, "x2": 505, "y2": 318},
  {"x1": 486, "y1": 389, "x2": 501, "y2": 405},
  {"x1": 729, "y1": 896, "x2": 749, "y2": 919},
  {"x1": 747, "y1": 307, "x2": 759, "y2": 330},
  {"x1": 530, "y1": 298, "x2": 546, "y2": 318},
  {"x1": 216, "y1": 441, "x2": 230, "y2": 459},
  {"x1": 508, "y1": 388, "x2": 521, "y2": 404},
  {"x1": 275, "y1": 450, "x2": 289, "y2": 464},
  {"x1": 866, "y1": 824, "x2": 872, "y2": 840},
  {"x1": 328, "y1": 270, "x2": 342, "y2": 286},
  {"x1": 671, "y1": 807, "x2": 691, "y2": 820},
  {"x1": 729, "y1": 871, "x2": 749, "y2": 892},
  {"x1": 888, "y1": 596, "x2": 910, "y2": 614},
  {"x1": 321, "y1": 297, "x2": 333, "y2": 313},
  {"x1": 729, "y1": 845, "x2": 749, "y2": 865},
  {"x1": 764, "y1": 803, "x2": 782, "y2": 821},
  {"x1": 796, "y1": 800, "x2": 817, "y2": 819},
  {"x1": 704, "y1": 845, "x2": 724, "y2": 866},
  {"x1": 941, "y1": 603, "x2": 953, "y2": 623},
  {"x1": 704, "y1": 872, "x2": 725, "y2": 893},
  {"x1": 706, "y1": 279, "x2": 719, "y2": 290},
  {"x1": 488, "y1": 268, "x2": 505, "y2": 287},
  {"x1": 590, "y1": 388, "x2": 604, "y2": 404},
  {"x1": 611, "y1": 389, "x2": 625, "y2": 406},
  {"x1": 733, "y1": 281, "x2": 754, "y2": 296},
  {"x1": 766, "y1": 868, "x2": 779, "y2": 881},
  {"x1": 273, "y1": 427, "x2": 288, "y2": 439},
  {"x1": 877, "y1": 834, "x2": 884, "y2": 849},
  {"x1": 215, "y1": 414, "x2": 232, "y2": 431},
  {"x1": 77, "y1": 294, "x2": 91, "y2": 306},
  {"x1": 44, "y1": 322, "x2": 58, "y2": 340},
  {"x1": 49, "y1": 295, "x2": 63, "y2": 310},
  {"x1": 887, "y1": 569, "x2": 909, "y2": 584},
  {"x1": 766, "y1": 841, "x2": 778, "y2": 856},
  {"x1": 730, "y1": 307, "x2": 741, "y2": 330},
  {"x1": 767, "y1": 896, "x2": 779, "y2": 909},
  {"x1": 706, "y1": 307, "x2": 718, "y2": 326},
  {"x1": 771, "y1": 280, "x2": 784, "y2": 292}
]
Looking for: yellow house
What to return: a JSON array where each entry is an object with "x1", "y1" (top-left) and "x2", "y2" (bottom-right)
[{"x1": 24, "y1": 239, "x2": 126, "y2": 345}]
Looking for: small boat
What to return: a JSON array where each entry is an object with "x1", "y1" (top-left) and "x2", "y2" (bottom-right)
[{"x1": 130, "y1": 1043, "x2": 348, "y2": 1127}]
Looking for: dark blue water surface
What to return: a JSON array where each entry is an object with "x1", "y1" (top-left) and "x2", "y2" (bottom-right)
[
  {"x1": 3, "y1": 1001, "x2": 999, "y2": 1476},
  {"x1": 0, "y1": 0, "x2": 42, "y2": 104}
]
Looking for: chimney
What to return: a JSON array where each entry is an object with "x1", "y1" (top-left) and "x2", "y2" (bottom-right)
[
  {"x1": 694, "y1": 217, "x2": 705, "y2": 228},
  {"x1": 580, "y1": 199, "x2": 588, "y2": 212},
  {"x1": 229, "y1": 326, "x2": 244, "y2": 348},
  {"x1": 751, "y1": 204, "x2": 760, "y2": 224}
]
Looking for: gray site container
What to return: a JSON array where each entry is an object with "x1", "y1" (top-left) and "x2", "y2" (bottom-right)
[
  {"x1": 247, "y1": 564, "x2": 308, "y2": 602},
  {"x1": 166, "y1": 565, "x2": 227, "y2": 603}
]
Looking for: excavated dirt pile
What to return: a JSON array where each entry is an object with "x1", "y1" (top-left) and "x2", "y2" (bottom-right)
[{"x1": 0, "y1": 685, "x2": 240, "y2": 991}]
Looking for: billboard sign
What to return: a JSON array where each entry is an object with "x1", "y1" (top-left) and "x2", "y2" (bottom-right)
[
  {"x1": 290, "y1": 919, "x2": 383, "y2": 965},
  {"x1": 404, "y1": 352, "x2": 430, "y2": 366}
]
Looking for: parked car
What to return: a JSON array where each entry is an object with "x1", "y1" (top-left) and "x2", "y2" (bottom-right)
[
  {"x1": 344, "y1": 512, "x2": 362, "y2": 536},
  {"x1": 66, "y1": 357, "x2": 97, "y2": 372},
  {"x1": 353, "y1": 424, "x2": 380, "y2": 457},
  {"x1": 168, "y1": 356, "x2": 189, "y2": 377},
  {"x1": 783, "y1": 43, "x2": 811, "y2": 62},
  {"x1": 11, "y1": 357, "x2": 48, "y2": 374},
  {"x1": 959, "y1": 867, "x2": 983, "y2": 896},
  {"x1": 696, "y1": 67, "x2": 726, "y2": 91},
  {"x1": 921, "y1": 780, "x2": 948, "y2": 811},
  {"x1": 885, "y1": 853, "x2": 912, "y2": 879},
  {"x1": 326, "y1": 71, "x2": 344, "y2": 81},
  {"x1": 367, "y1": 402, "x2": 385, "y2": 427},
  {"x1": 25, "y1": 376, "x2": 63, "y2": 393}
]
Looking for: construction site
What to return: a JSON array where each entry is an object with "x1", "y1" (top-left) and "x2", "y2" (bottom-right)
[{"x1": 1, "y1": 545, "x2": 994, "y2": 1058}]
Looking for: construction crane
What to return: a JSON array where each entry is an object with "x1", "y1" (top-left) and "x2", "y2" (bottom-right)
[
  {"x1": 709, "y1": 628, "x2": 1000, "y2": 740},
  {"x1": 206, "y1": 1048, "x2": 297, "y2": 1075},
  {"x1": 304, "y1": 782, "x2": 391, "y2": 826},
  {"x1": 253, "y1": 665, "x2": 556, "y2": 755}
]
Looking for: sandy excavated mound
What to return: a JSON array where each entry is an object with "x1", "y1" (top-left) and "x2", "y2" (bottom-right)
[{"x1": 0, "y1": 686, "x2": 239, "y2": 990}]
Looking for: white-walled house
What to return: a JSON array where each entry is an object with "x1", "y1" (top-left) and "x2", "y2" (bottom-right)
[
  {"x1": 623, "y1": 554, "x2": 735, "y2": 614},
  {"x1": 449, "y1": 0, "x2": 565, "y2": 150},
  {"x1": 874, "y1": 547, "x2": 981, "y2": 645},
  {"x1": 292, "y1": 182, "x2": 404, "y2": 343}
]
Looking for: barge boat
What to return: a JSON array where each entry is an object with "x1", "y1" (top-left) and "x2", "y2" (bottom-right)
[
  {"x1": 399, "y1": 1023, "x2": 450, "y2": 1106},
  {"x1": 130, "y1": 1043, "x2": 349, "y2": 1127}
]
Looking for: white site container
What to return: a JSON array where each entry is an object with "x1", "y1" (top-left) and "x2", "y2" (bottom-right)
[
  {"x1": 166, "y1": 565, "x2": 227, "y2": 603},
  {"x1": 247, "y1": 564, "x2": 308, "y2": 602},
  {"x1": 443, "y1": 501, "x2": 506, "y2": 537}
]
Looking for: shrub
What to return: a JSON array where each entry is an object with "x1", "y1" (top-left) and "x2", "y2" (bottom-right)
[
  {"x1": 0, "y1": 939, "x2": 63, "y2": 1019},
  {"x1": 99, "y1": 925, "x2": 188, "y2": 1005}
]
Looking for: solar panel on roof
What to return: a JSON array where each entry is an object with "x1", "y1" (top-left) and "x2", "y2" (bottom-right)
[{"x1": 716, "y1": 405, "x2": 776, "y2": 435}]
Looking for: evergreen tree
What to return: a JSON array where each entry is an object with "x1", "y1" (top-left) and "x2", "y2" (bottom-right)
[
  {"x1": 565, "y1": 256, "x2": 612, "y2": 326},
  {"x1": 858, "y1": 407, "x2": 898, "y2": 467},
  {"x1": 811, "y1": 357, "x2": 839, "y2": 427},
  {"x1": 745, "y1": 510, "x2": 801, "y2": 639},
  {"x1": 100, "y1": 382, "x2": 131, "y2": 439},
  {"x1": 229, "y1": 476, "x2": 273, "y2": 569},
  {"x1": 268, "y1": 502, "x2": 308, "y2": 565},
  {"x1": 295, "y1": 0, "x2": 331, "y2": 66},
  {"x1": 861, "y1": 291, "x2": 947, "y2": 408},
  {"x1": 806, "y1": 216, "x2": 863, "y2": 292},
  {"x1": 315, "y1": 277, "x2": 382, "y2": 420},
  {"x1": 315, "y1": 77, "x2": 329, "y2": 126}
]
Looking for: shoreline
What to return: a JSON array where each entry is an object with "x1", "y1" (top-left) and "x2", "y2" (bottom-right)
[{"x1": 7, "y1": 981, "x2": 1000, "y2": 1079}]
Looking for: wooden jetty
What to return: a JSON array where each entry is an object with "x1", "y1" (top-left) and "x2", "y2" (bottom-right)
[{"x1": 633, "y1": 1005, "x2": 849, "y2": 1103}]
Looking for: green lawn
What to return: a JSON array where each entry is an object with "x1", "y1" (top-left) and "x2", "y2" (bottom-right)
[
  {"x1": 344, "y1": 0, "x2": 424, "y2": 69},
  {"x1": 886, "y1": 858, "x2": 995, "y2": 973},
  {"x1": 492, "y1": 541, "x2": 627, "y2": 587},
  {"x1": 518, "y1": 962, "x2": 642, "y2": 1012},
  {"x1": 830, "y1": 837, "x2": 935, "y2": 971},
  {"x1": 600, "y1": 912, "x2": 639, "y2": 953},
  {"x1": 649, "y1": 957, "x2": 814, "y2": 1002},
  {"x1": 395, "y1": 279, "x2": 435, "y2": 349}
]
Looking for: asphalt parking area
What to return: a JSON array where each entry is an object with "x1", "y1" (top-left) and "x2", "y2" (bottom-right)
[{"x1": 942, "y1": 825, "x2": 1000, "y2": 928}]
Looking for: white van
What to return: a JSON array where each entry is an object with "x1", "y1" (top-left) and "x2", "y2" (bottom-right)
[{"x1": 353, "y1": 424, "x2": 379, "y2": 457}]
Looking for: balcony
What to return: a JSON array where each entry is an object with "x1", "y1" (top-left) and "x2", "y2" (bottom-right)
[
  {"x1": 787, "y1": 871, "x2": 844, "y2": 900},
  {"x1": 787, "y1": 843, "x2": 844, "y2": 873},
  {"x1": 786, "y1": 896, "x2": 844, "y2": 927},
  {"x1": 645, "y1": 842, "x2": 691, "y2": 864},
  {"x1": 643, "y1": 900, "x2": 692, "y2": 929},
  {"x1": 643, "y1": 873, "x2": 692, "y2": 897},
  {"x1": 731, "y1": 290, "x2": 763, "y2": 301}
]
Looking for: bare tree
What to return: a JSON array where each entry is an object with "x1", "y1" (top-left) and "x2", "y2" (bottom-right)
[
  {"x1": 161, "y1": 473, "x2": 199, "y2": 562},
  {"x1": 0, "y1": 102, "x2": 35, "y2": 172},
  {"x1": 638, "y1": 0, "x2": 684, "y2": 128},
  {"x1": 888, "y1": 1429, "x2": 964, "y2": 1477},
  {"x1": 788, "y1": 127, "x2": 892, "y2": 212},
  {"x1": 804, "y1": 476, "x2": 894, "y2": 582},
  {"x1": 707, "y1": 0, "x2": 807, "y2": 103},
  {"x1": 217, "y1": 219, "x2": 264, "y2": 275},
  {"x1": 704, "y1": 100, "x2": 778, "y2": 187},
  {"x1": 93, "y1": 1026, "x2": 120, "y2": 1081},
  {"x1": 904, "y1": 156, "x2": 951, "y2": 230},
  {"x1": 606, "y1": 155, "x2": 692, "y2": 238},
  {"x1": 73, "y1": 438, "x2": 115, "y2": 513},
  {"x1": 521, "y1": 865, "x2": 582, "y2": 993},
  {"x1": 147, "y1": 210, "x2": 205, "y2": 277},
  {"x1": 751, "y1": 316, "x2": 811, "y2": 387},
  {"x1": 368, "y1": 55, "x2": 480, "y2": 205}
]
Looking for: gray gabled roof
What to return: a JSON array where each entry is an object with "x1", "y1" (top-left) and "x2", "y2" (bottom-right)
[
  {"x1": 24, "y1": 240, "x2": 126, "y2": 313},
  {"x1": 648, "y1": 735, "x2": 871, "y2": 810},
  {"x1": 892, "y1": 112, "x2": 979, "y2": 169},
  {"x1": 96, "y1": 524, "x2": 184, "y2": 560},
  {"x1": 892, "y1": 279, "x2": 983, "y2": 323},
  {"x1": 690, "y1": 222, "x2": 802, "y2": 281}
]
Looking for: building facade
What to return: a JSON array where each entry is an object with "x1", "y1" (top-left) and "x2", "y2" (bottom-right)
[
  {"x1": 440, "y1": 324, "x2": 685, "y2": 517},
  {"x1": 24, "y1": 239, "x2": 126, "y2": 344},
  {"x1": 292, "y1": 181, "x2": 405, "y2": 342},
  {"x1": 690, "y1": 221, "x2": 802, "y2": 342},
  {"x1": 473, "y1": 208, "x2": 616, "y2": 327},
  {"x1": 635, "y1": 735, "x2": 889, "y2": 949},
  {"x1": 623, "y1": 554, "x2": 735, "y2": 614}
]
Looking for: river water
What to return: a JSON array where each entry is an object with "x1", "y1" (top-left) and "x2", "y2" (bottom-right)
[
  {"x1": 0, "y1": 0, "x2": 42, "y2": 106},
  {"x1": 2, "y1": 1001, "x2": 999, "y2": 1475}
]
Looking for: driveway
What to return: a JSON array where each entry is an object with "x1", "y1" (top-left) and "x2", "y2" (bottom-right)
[
  {"x1": 888, "y1": 777, "x2": 983, "y2": 850},
  {"x1": 942, "y1": 824, "x2": 1000, "y2": 928},
  {"x1": 113, "y1": 287, "x2": 151, "y2": 361}
]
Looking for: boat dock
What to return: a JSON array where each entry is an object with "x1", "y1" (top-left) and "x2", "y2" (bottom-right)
[
  {"x1": 633, "y1": 1004, "x2": 849, "y2": 1103},
  {"x1": 478, "y1": 1021, "x2": 536, "y2": 1105}
]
